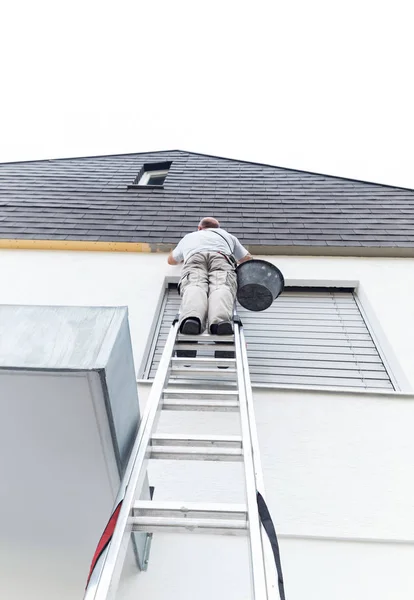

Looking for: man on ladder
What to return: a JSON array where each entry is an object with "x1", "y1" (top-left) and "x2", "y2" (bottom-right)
[
  {"x1": 167, "y1": 217, "x2": 252, "y2": 336},
  {"x1": 85, "y1": 219, "x2": 286, "y2": 600}
]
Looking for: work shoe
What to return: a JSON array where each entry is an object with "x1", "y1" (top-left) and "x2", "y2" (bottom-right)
[
  {"x1": 180, "y1": 317, "x2": 201, "y2": 335},
  {"x1": 210, "y1": 321, "x2": 233, "y2": 336}
]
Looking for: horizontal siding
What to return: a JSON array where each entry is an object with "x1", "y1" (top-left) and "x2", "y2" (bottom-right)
[{"x1": 145, "y1": 288, "x2": 393, "y2": 390}]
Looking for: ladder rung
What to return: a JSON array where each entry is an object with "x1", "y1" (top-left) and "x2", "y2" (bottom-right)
[
  {"x1": 174, "y1": 343, "x2": 234, "y2": 351},
  {"x1": 176, "y1": 334, "x2": 234, "y2": 343},
  {"x1": 172, "y1": 357, "x2": 236, "y2": 367},
  {"x1": 171, "y1": 368, "x2": 237, "y2": 375},
  {"x1": 150, "y1": 433, "x2": 243, "y2": 461},
  {"x1": 167, "y1": 380, "x2": 238, "y2": 389},
  {"x1": 131, "y1": 501, "x2": 248, "y2": 535},
  {"x1": 162, "y1": 398, "x2": 239, "y2": 412},
  {"x1": 163, "y1": 388, "x2": 239, "y2": 400},
  {"x1": 166, "y1": 380, "x2": 237, "y2": 386},
  {"x1": 150, "y1": 445, "x2": 243, "y2": 461},
  {"x1": 151, "y1": 433, "x2": 242, "y2": 448},
  {"x1": 133, "y1": 500, "x2": 247, "y2": 518},
  {"x1": 130, "y1": 516, "x2": 247, "y2": 534}
]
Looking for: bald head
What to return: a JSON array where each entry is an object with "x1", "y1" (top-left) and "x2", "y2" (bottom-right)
[{"x1": 198, "y1": 217, "x2": 220, "y2": 230}]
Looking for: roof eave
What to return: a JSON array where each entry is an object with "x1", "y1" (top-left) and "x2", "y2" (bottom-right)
[{"x1": 0, "y1": 238, "x2": 413, "y2": 258}]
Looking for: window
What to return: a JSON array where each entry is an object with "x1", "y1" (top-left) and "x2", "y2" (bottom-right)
[
  {"x1": 130, "y1": 161, "x2": 172, "y2": 188},
  {"x1": 141, "y1": 285, "x2": 394, "y2": 391},
  {"x1": 138, "y1": 170, "x2": 169, "y2": 186}
]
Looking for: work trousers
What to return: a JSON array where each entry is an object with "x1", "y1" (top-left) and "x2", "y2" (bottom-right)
[{"x1": 178, "y1": 252, "x2": 237, "y2": 332}]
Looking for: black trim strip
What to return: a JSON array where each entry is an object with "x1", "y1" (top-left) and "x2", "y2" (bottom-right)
[{"x1": 257, "y1": 491, "x2": 286, "y2": 600}]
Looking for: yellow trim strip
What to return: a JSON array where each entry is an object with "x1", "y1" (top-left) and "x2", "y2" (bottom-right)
[
  {"x1": 0, "y1": 239, "x2": 152, "y2": 252},
  {"x1": 0, "y1": 239, "x2": 411, "y2": 258}
]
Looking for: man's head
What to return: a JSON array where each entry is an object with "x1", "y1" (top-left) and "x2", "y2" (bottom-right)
[{"x1": 198, "y1": 217, "x2": 220, "y2": 230}]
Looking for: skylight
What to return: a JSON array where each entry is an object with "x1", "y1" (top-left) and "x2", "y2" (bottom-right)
[
  {"x1": 132, "y1": 161, "x2": 172, "y2": 187},
  {"x1": 138, "y1": 169, "x2": 169, "y2": 186}
]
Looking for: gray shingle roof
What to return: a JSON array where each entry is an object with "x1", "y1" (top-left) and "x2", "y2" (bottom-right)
[{"x1": 0, "y1": 149, "x2": 413, "y2": 255}]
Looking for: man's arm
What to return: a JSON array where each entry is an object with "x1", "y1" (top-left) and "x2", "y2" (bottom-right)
[
  {"x1": 231, "y1": 235, "x2": 252, "y2": 264},
  {"x1": 238, "y1": 253, "x2": 253, "y2": 265},
  {"x1": 167, "y1": 251, "x2": 180, "y2": 265},
  {"x1": 167, "y1": 242, "x2": 184, "y2": 265}
]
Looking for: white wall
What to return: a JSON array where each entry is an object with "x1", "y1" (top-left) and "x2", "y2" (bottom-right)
[
  {"x1": 253, "y1": 387, "x2": 414, "y2": 599},
  {"x1": 0, "y1": 371, "x2": 116, "y2": 600},
  {"x1": 279, "y1": 537, "x2": 414, "y2": 600},
  {"x1": 1, "y1": 248, "x2": 414, "y2": 599},
  {"x1": 255, "y1": 388, "x2": 414, "y2": 542},
  {"x1": 131, "y1": 383, "x2": 414, "y2": 600},
  {"x1": 0, "y1": 249, "x2": 413, "y2": 387}
]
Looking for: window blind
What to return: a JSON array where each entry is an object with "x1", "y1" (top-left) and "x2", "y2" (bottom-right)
[{"x1": 144, "y1": 286, "x2": 393, "y2": 390}]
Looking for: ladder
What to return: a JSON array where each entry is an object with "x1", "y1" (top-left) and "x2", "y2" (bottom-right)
[{"x1": 85, "y1": 316, "x2": 283, "y2": 600}]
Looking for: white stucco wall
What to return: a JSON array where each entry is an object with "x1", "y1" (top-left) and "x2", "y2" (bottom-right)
[
  {"x1": 0, "y1": 248, "x2": 413, "y2": 388},
  {"x1": 134, "y1": 383, "x2": 414, "y2": 600},
  {"x1": 255, "y1": 387, "x2": 414, "y2": 599},
  {"x1": 278, "y1": 537, "x2": 414, "y2": 600},
  {"x1": 1, "y1": 247, "x2": 414, "y2": 599},
  {"x1": 0, "y1": 371, "x2": 116, "y2": 600}
]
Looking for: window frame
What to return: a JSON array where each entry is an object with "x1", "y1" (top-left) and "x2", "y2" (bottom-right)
[
  {"x1": 353, "y1": 288, "x2": 410, "y2": 392},
  {"x1": 137, "y1": 277, "x2": 410, "y2": 394},
  {"x1": 128, "y1": 161, "x2": 172, "y2": 190},
  {"x1": 138, "y1": 169, "x2": 169, "y2": 187}
]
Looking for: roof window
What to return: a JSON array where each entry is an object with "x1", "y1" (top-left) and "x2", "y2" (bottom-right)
[
  {"x1": 139, "y1": 170, "x2": 168, "y2": 186},
  {"x1": 130, "y1": 161, "x2": 172, "y2": 188}
]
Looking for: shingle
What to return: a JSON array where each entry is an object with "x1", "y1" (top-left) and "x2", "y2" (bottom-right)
[{"x1": 0, "y1": 149, "x2": 413, "y2": 250}]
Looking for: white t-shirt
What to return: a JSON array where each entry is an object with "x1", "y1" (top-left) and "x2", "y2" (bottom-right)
[{"x1": 172, "y1": 228, "x2": 249, "y2": 263}]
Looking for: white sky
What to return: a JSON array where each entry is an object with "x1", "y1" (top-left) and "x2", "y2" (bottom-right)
[{"x1": 1, "y1": 0, "x2": 413, "y2": 188}]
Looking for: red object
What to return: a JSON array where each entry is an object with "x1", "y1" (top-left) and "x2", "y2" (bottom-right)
[{"x1": 86, "y1": 501, "x2": 123, "y2": 588}]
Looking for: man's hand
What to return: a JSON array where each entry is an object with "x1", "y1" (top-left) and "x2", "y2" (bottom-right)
[
  {"x1": 238, "y1": 253, "x2": 253, "y2": 265},
  {"x1": 168, "y1": 251, "x2": 179, "y2": 265}
]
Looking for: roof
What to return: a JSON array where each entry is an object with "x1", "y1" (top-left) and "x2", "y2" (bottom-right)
[{"x1": 0, "y1": 149, "x2": 414, "y2": 256}]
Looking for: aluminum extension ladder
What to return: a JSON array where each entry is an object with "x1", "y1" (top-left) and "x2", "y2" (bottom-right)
[{"x1": 85, "y1": 316, "x2": 281, "y2": 600}]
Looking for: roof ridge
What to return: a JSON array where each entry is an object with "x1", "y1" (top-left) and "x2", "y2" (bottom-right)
[
  {"x1": 0, "y1": 148, "x2": 412, "y2": 192},
  {"x1": 176, "y1": 149, "x2": 414, "y2": 192}
]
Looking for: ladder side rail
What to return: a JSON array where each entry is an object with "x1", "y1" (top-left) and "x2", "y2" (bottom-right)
[
  {"x1": 238, "y1": 326, "x2": 280, "y2": 599},
  {"x1": 85, "y1": 321, "x2": 180, "y2": 600},
  {"x1": 234, "y1": 323, "x2": 268, "y2": 599}
]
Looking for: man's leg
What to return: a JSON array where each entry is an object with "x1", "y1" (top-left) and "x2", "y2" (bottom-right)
[
  {"x1": 178, "y1": 253, "x2": 209, "y2": 333},
  {"x1": 207, "y1": 253, "x2": 237, "y2": 334}
]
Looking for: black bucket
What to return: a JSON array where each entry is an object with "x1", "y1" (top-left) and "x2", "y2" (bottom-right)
[{"x1": 236, "y1": 259, "x2": 284, "y2": 311}]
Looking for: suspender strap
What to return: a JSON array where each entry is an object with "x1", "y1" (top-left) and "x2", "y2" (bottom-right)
[
  {"x1": 210, "y1": 229, "x2": 236, "y2": 257},
  {"x1": 257, "y1": 491, "x2": 286, "y2": 600},
  {"x1": 217, "y1": 251, "x2": 237, "y2": 268}
]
